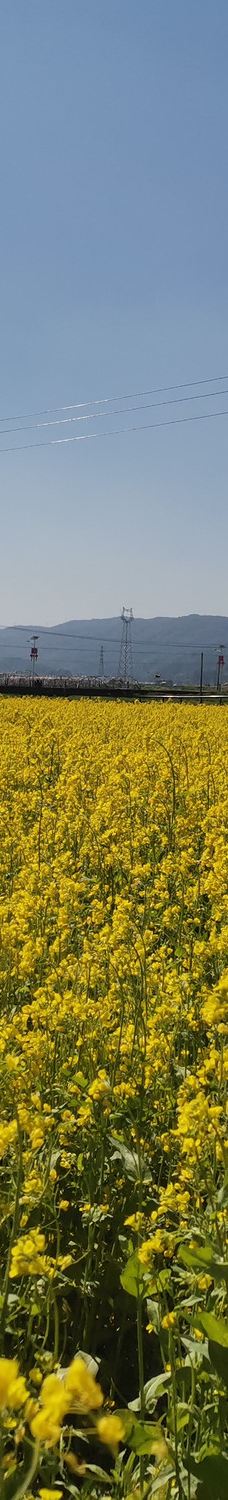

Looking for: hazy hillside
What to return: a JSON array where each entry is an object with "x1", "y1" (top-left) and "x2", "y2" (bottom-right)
[{"x1": 0, "y1": 616, "x2": 228, "y2": 685}]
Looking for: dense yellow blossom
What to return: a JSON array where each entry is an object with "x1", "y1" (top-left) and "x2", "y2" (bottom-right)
[
  {"x1": 0, "y1": 698, "x2": 227, "y2": 1497},
  {"x1": 0, "y1": 1359, "x2": 29, "y2": 1411},
  {"x1": 39, "y1": 1491, "x2": 63, "y2": 1500},
  {"x1": 97, "y1": 1413, "x2": 125, "y2": 1447}
]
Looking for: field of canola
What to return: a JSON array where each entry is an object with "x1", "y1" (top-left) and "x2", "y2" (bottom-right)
[{"x1": 0, "y1": 698, "x2": 227, "y2": 1500}]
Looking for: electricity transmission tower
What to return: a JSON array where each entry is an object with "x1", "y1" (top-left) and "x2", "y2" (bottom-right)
[
  {"x1": 29, "y1": 634, "x2": 39, "y2": 679},
  {"x1": 99, "y1": 645, "x2": 104, "y2": 678},
  {"x1": 118, "y1": 607, "x2": 134, "y2": 682},
  {"x1": 216, "y1": 644, "x2": 224, "y2": 693}
]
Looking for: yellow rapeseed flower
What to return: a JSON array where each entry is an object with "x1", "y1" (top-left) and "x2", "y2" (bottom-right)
[
  {"x1": 39, "y1": 1490, "x2": 63, "y2": 1498},
  {"x1": 0, "y1": 1359, "x2": 29, "y2": 1411},
  {"x1": 97, "y1": 1413, "x2": 125, "y2": 1448},
  {"x1": 0, "y1": 697, "x2": 227, "y2": 1487},
  {"x1": 63, "y1": 1356, "x2": 103, "y2": 1412}
]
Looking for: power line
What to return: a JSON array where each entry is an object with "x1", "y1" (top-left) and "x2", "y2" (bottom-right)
[
  {"x1": 0, "y1": 372, "x2": 228, "y2": 426},
  {"x1": 2, "y1": 631, "x2": 226, "y2": 652},
  {"x1": 2, "y1": 386, "x2": 228, "y2": 437},
  {"x1": 6, "y1": 628, "x2": 118, "y2": 643},
  {"x1": 1, "y1": 405, "x2": 228, "y2": 455},
  {"x1": 3, "y1": 626, "x2": 133, "y2": 644}
]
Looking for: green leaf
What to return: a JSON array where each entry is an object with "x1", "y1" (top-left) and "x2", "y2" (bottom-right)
[
  {"x1": 110, "y1": 1137, "x2": 139, "y2": 1178},
  {"x1": 181, "y1": 1335, "x2": 209, "y2": 1362},
  {"x1": 178, "y1": 1242, "x2": 228, "y2": 1283},
  {"x1": 175, "y1": 1363, "x2": 192, "y2": 1397},
  {"x1": 131, "y1": 1425, "x2": 168, "y2": 1458},
  {"x1": 120, "y1": 1251, "x2": 144, "y2": 1299},
  {"x1": 110, "y1": 1135, "x2": 151, "y2": 1183},
  {"x1": 209, "y1": 1339, "x2": 228, "y2": 1388},
  {"x1": 188, "y1": 1451, "x2": 228, "y2": 1499},
  {"x1": 168, "y1": 1405, "x2": 190, "y2": 1435},
  {"x1": 77, "y1": 1152, "x2": 84, "y2": 1171},
  {"x1": 147, "y1": 1467, "x2": 175, "y2": 1495},
  {"x1": 129, "y1": 1371, "x2": 172, "y2": 1412},
  {"x1": 2, "y1": 1438, "x2": 39, "y2": 1499},
  {"x1": 144, "y1": 1371, "x2": 172, "y2": 1408},
  {"x1": 146, "y1": 1297, "x2": 160, "y2": 1331},
  {"x1": 2, "y1": 1468, "x2": 18, "y2": 1500},
  {"x1": 60, "y1": 1490, "x2": 79, "y2": 1499},
  {"x1": 119, "y1": 1413, "x2": 168, "y2": 1457},
  {"x1": 194, "y1": 1312, "x2": 228, "y2": 1347},
  {"x1": 217, "y1": 1172, "x2": 228, "y2": 1207},
  {"x1": 147, "y1": 1269, "x2": 171, "y2": 1294},
  {"x1": 86, "y1": 1464, "x2": 113, "y2": 1482}
]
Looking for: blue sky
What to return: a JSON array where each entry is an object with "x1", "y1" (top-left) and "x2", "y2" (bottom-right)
[{"x1": 0, "y1": 0, "x2": 228, "y2": 625}]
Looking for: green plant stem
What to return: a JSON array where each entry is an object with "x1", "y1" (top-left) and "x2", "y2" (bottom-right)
[
  {"x1": 170, "y1": 1333, "x2": 182, "y2": 1500},
  {"x1": 82, "y1": 1219, "x2": 96, "y2": 1350},
  {"x1": 137, "y1": 1293, "x2": 145, "y2": 1421},
  {"x1": 0, "y1": 1121, "x2": 23, "y2": 1353},
  {"x1": 137, "y1": 1290, "x2": 145, "y2": 1499},
  {"x1": 3, "y1": 1440, "x2": 40, "y2": 1500},
  {"x1": 187, "y1": 1363, "x2": 196, "y2": 1500},
  {"x1": 53, "y1": 1290, "x2": 59, "y2": 1362},
  {"x1": 136, "y1": 1125, "x2": 145, "y2": 1497}
]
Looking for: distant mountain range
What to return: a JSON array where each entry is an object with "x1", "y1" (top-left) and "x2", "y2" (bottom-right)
[{"x1": 1, "y1": 616, "x2": 228, "y2": 685}]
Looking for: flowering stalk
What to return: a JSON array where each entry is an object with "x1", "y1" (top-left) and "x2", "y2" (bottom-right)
[
  {"x1": 0, "y1": 1117, "x2": 23, "y2": 1354},
  {"x1": 2, "y1": 1440, "x2": 40, "y2": 1500}
]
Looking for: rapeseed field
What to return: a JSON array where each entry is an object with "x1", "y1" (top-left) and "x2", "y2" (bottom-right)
[{"x1": 0, "y1": 699, "x2": 227, "y2": 1498}]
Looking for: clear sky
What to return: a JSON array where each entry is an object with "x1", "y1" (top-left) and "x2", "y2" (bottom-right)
[{"x1": 0, "y1": 0, "x2": 228, "y2": 625}]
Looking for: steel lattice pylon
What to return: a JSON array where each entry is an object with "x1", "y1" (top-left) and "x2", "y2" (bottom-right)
[
  {"x1": 99, "y1": 645, "x2": 104, "y2": 678},
  {"x1": 118, "y1": 606, "x2": 134, "y2": 682}
]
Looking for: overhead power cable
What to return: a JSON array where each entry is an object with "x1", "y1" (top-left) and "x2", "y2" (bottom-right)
[
  {"x1": 4, "y1": 628, "x2": 226, "y2": 651},
  {"x1": 2, "y1": 386, "x2": 228, "y2": 437},
  {"x1": 0, "y1": 372, "x2": 228, "y2": 426},
  {"x1": 1, "y1": 405, "x2": 228, "y2": 455}
]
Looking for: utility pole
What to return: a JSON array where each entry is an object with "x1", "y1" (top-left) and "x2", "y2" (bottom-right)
[
  {"x1": 118, "y1": 606, "x2": 134, "y2": 682},
  {"x1": 199, "y1": 651, "x2": 204, "y2": 703},
  {"x1": 30, "y1": 634, "x2": 39, "y2": 681},
  {"x1": 216, "y1": 644, "x2": 224, "y2": 694},
  {"x1": 99, "y1": 645, "x2": 104, "y2": 679}
]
